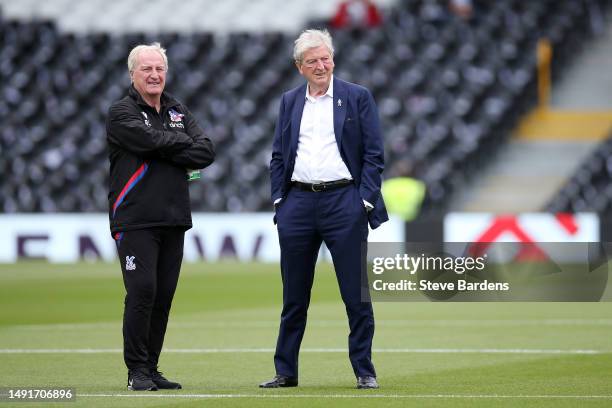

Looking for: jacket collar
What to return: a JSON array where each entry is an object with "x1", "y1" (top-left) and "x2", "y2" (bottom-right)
[
  {"x1": 128, "y1": 85, "x2": 179, "y2": 110},
  {"x1": 290, "y1": 84, "x2": 306, "y2": 153},
  {"x1": 332, "y1": 77, "x2": 347, "y2": 150}
]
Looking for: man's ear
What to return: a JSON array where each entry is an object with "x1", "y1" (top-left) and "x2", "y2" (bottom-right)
[{"x1": 295, "y1": 61, "x2": 303, "y2": 75}]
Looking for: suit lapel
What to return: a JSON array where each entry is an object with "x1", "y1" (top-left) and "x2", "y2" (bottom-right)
[
  {"x1": 333, "y1": 77, "x2": 347, "y2": 151},
  {"x1": 290, "y1": 84, "x2": 306, "y2": 153}
]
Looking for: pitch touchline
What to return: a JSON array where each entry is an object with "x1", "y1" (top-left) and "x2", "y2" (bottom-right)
[
  {"x1": 0, "y1": 348, "x2": 603, "y2": 354},
  {"x1": 78, "y1": 393, "x2": 612, "y2": 399}
]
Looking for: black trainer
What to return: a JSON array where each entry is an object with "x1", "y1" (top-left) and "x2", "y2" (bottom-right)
[
  {"x1": 150, "y1": 368, "x2": 182, "y2": 390},
  {"x1": 127, "y1": 368, "x2": 158, "y2": 391}
]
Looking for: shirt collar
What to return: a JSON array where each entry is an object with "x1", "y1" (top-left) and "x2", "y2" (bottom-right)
[{"x1": 305, "y1": 75, "x2": 334, "y2": 102}]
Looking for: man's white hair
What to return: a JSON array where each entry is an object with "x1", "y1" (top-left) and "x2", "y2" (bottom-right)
[
  {"x1": 293, "y1": 29, "x2": 334, "y2": 64},
  {"x1": 127, "y1": 42, "x2": 168, "y2": 74}
]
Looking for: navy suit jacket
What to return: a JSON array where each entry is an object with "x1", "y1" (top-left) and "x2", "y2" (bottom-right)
[{"x1": 270, "y1": 77, "x2": 388, "y2": 229}]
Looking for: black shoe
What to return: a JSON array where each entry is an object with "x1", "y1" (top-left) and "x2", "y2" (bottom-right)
[
  {"x1": 127, "y1": 368, "x2": 158, "y2": 391},
  {"x1": 259, "y1": 375, "x2": 298, "y2": 388},
  {"x1": 357, "y1": 376, "x2": 379, "y2": 389},
  {"x1": 150, "y1": 368, "x2": 182, "y2": 390}
]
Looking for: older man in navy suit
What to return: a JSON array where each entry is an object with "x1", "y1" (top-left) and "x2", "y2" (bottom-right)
[{"x1": 260, "y1": 29, "x2": 388, "y2": 390}]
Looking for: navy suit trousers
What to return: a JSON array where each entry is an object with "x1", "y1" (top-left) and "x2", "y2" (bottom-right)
[{"x1": 274, "y1": 184, "x2": 376, "y2": 378}]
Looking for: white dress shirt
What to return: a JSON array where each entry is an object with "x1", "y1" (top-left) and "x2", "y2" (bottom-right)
[
  {"x1": 291, "y1": 78, "x2": 352, "y2": 183},
  {"x1": 277, "y1": 78, "x2": 372, "y2": 210}
]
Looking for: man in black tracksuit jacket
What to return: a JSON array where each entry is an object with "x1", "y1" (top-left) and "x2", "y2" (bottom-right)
[{"x1": 106, "y1": 42, "x2": 214, "y2": 391}]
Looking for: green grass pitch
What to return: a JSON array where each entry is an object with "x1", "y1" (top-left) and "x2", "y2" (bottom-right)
[{"x1": 0, "y1": 261, "x2": 611, "y2": 407}]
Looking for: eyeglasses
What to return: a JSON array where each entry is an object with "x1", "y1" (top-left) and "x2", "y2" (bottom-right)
[{"x1": 302, "y1": 57, "x2": 333, "y2": 68}]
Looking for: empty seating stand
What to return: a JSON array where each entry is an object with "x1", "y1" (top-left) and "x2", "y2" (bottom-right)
[
  {"x1": 0, "y1": 0, "x2": 609, "y2": 214},
  {"x1": 546, "y1": 133, "x2": 612, "y2": 215}
]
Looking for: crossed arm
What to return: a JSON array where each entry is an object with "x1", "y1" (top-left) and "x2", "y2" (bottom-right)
[{"x1": 107, "y1": 104, "x2": 215, "y2": 169}]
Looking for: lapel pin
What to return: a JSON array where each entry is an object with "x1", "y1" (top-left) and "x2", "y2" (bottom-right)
[{"x1": 337, "y1": 99, "x2": 342, "y2": 107}]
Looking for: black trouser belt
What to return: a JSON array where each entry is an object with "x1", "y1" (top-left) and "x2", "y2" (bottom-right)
[{"x1": 291, "y1": 179, "x2": 353, "y2": 192}]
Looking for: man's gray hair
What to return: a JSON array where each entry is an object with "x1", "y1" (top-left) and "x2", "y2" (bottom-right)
[
  {"x1": 127, "y1": 42, "x2": 168, "y2": 74},
  {"x1": 293, "y1": 29, "x2": 334, "y2": 64}
]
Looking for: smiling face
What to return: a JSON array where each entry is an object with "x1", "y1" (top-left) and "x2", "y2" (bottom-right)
[
  {"x1": 130, "y1": 49, "x2": 166, "y2": 103},
  {"x1": 296, "y1": 45, "x2": 335, "y2": 96}
]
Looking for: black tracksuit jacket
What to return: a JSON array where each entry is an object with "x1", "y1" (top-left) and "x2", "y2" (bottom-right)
[{"x1": 106, "y1": 86, "x2": 215, "y2": 236}]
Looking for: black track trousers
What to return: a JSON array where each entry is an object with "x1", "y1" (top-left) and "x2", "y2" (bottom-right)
[{"x1": 115, "y1": 227, "x2": 184, "y2": 370}]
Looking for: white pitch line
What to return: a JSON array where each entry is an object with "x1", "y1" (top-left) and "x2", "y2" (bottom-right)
[
  {"x1": 6, "y1": 318, "x2": 612, "y2": 331},
  {"x1": 0, "y1": 348, "x2": 604, "y2": 354},
  {"x1": 78, "y1": 393, "x2": 612, "y2": 399}
]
